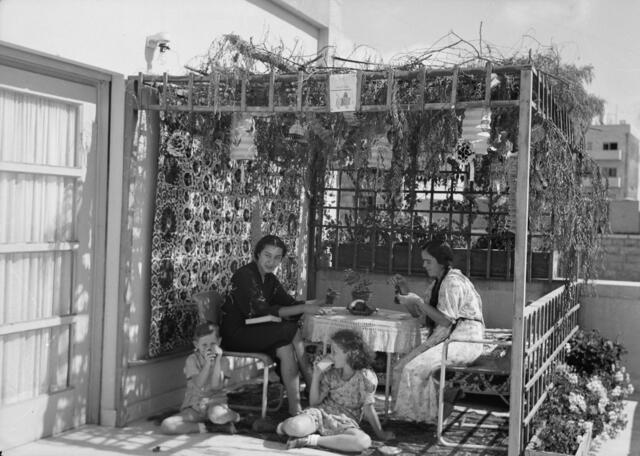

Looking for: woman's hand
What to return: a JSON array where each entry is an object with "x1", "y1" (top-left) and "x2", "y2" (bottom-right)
[
  {"x1": 302, "y1": 301, "x2": 321, "y2": 314},
  {"x1": 390, "y1": 274, "x2": 410, "y2": 296},
  {"x1": 378, "y1": 430, "x2": 395, "y2": 441}
]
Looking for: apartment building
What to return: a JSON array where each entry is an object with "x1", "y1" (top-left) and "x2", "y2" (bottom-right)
[
  {"x1": 585, "y1": 122, "x2": 640, "y2": 200},
  {"x1": 585, "y1": 123, "x2": 640, "y2": 233}
]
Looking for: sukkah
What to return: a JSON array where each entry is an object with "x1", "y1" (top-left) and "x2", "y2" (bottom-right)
[{"x1": 127, "y1": 33, "x2": 608, "y2": 455}]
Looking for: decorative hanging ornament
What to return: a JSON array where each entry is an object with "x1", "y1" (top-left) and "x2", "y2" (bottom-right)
[
  {"x1": 229, "y1": 113, "x2": 257, "y2": 161},
  {"x1": 288, "y1": 119, "x2": 307, "y2": 141},
  {"x1": 454, "y1": 139, "x2": 476, "y2": 182},
  {"x1": 461, "y1": 107, "x2": 491, "y2": 155}
]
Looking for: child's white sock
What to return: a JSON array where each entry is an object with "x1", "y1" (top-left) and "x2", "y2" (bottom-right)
[{"x1": 198, "y1": 423, "x2": 207, "y2": 433}]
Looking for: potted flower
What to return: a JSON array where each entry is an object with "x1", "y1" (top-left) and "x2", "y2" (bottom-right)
[
  {"x1": 525, "y1": 418, "x2": 592, "y2": 456},
  {"x1": 343, "y1": 268, "x2": 372, "y2": 303},
  {"x1": 526, "y1": 330, "x2": 634, "y2": 456}
]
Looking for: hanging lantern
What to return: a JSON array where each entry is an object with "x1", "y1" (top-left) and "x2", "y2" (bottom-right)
[
  {"x1": 461, "y1": 107, "x2": 491, "y2": 155},
  {"x1": 288, "y1": 119, "x2": 306, "y2": 139},
  {"x1": 229, "y1": 113, "x2": 257, "y2": 161}
]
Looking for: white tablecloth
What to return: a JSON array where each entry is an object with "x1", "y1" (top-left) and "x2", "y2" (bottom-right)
[{"x1": 303, "y1": 307, "x2": 421, "y2": 354}]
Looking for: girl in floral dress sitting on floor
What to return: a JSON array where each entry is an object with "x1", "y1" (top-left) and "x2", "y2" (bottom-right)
[{"x1": 276, "y1": 329, "x2": 394, "y2": 451}]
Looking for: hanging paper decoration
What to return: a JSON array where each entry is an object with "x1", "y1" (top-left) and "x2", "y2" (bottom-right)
[
  {"x1": 461, "y1": 107, "x2": 491, "y2": 155},
  {"x1": 288, "y1": 119, "x2": 306, "y2": 141},
  {"x1": 329, "y1": 73, "x2": 357, "y2": 112},
  {"x1": 229, "y1": 113, "x2": 257, "y2": 161}
]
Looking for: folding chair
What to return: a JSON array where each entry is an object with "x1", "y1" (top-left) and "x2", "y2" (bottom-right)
[
  {"x1": 191, "y1": 290, "x2": 284, "y2": 418},
  {"x1": 436, "y1": 328, "x2": 512, "y2": 451}
]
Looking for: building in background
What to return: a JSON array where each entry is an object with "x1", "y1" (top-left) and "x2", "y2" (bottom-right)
[
  {"x1": 585, "y1": 122, "x2": 640, "y2": 233},
  {"x1": 585, "y1": 122, "x2": 640, "y2": 200}
]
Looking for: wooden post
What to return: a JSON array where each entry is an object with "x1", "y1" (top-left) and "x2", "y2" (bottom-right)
[
  {"x1": 268, "y1": 70, "x2": 275, "y2": 111},
  {"x1": 508, "y1": 66, "x2": 533, "y2": 456},
  {"x1": 240, "y1": 76, "x2": 247, "y2": 111},
  {"x1": 386, "y1": 69, "x2": 394, "y2": 108},
  {"x1": 418, "y1": 67, "x2": 426, "y2": 109},
  {"x1": 212, "y1": 72, "x2": 220, "y2": 113},
  {"x1": 297, "y1": 71, "x2": 304, "y2": 112},
  {"x1": 355, "y1": 70, "x2": 362, "y2": 112},
  {"x1": 450, "y1": 67, "x2": 459, "y2": 107},
  {"x1": 187, "y1": 73, "x2": 194, "y2": 111}
]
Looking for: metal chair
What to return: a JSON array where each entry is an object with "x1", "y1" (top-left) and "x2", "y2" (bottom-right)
[
  {"x1": 191, "y1": 290, "x2": 284, "y2": 418},
  {"x1": 436, "y1": 328, "x2": 512, "y2": 451}
]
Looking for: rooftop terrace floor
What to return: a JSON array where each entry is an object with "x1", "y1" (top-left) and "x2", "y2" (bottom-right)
[{"x1": 4, "y1": 393, "x2": 639, "y2": 456}]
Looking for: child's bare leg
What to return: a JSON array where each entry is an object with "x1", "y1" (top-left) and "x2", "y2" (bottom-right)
[
  {"x1": 288, "y1": 428, "x2": 372, "y2": 452},
  {"x1": 316, "y1": 429, "x2": 372, "y2": 452},
  {"x1": 276, "y1": 343, "x2": 302, "y2": 415},
  {"x1": 278, "y1": 413, "x2": 317, "y2": 437},
  {"x1": 208, "y1": 404, "x2": 240, "y2": 424},
  {"x1": 160, "y1": 409, "x2": 203, "y2": 435},
  {"x1": 292, "y1": 330, "x2": 313, "y2": 388}
]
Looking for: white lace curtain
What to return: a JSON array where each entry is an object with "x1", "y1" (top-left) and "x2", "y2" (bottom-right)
[{"x1": 0, "y1": 87, "x2": 77, "y2": 404}]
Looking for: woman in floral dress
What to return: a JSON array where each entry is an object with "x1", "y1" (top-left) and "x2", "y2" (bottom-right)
[{"x1": 390, "y1": 239, "x2": 485, "y2": 423}]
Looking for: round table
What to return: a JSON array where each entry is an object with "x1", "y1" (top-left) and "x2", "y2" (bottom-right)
[{"x1": 303, "y1": 306, "x2": 422, "y2": 415}]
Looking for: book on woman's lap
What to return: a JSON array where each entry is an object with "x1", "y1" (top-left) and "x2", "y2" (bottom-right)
[{"x1": 245, "y1": 315, "x2": 282, "y2": 325}]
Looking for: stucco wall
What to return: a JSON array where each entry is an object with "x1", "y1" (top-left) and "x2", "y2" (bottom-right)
[
  {"x1": 600, "y1": 234, "x2": 640, "y2": 281},
  {"x1": 580, "y1": 281, "x2": 640, "y2": 390}
]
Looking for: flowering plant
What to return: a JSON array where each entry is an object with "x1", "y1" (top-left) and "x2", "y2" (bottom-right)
[
  {"x1": 532, "y1": 330, "x2": 633, "y2": 453},
  {"x1": 343, "y1": 268, "x2": 372, "y2": 302}
]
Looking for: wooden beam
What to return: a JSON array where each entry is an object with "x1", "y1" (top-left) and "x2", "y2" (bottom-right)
[{"x1": 508, "y1": 67, "x2": 533, "y2": 456}]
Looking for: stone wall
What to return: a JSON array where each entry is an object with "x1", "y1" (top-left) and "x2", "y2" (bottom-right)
[{"x1": 600, "y1": 234, "x2": 640, "y2": 281}]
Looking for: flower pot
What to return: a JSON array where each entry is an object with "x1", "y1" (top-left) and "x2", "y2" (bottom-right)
[{"x1": 525, "y1": 422, "x2": 592, "y2": 456}]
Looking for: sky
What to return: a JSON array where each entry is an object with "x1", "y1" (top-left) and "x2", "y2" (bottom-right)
[{"x1": 340, "y1": 0, "x2": 640, "y2": 134}]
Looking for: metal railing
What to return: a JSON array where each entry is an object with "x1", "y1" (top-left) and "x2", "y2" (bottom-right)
[{"x1": 518, "y1": 281, "x2": 581, "y2": 454}]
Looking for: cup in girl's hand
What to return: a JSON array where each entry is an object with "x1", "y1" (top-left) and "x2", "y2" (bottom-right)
[{"x1": 316, "y1": 358, "x2": 334, "y2": 371}]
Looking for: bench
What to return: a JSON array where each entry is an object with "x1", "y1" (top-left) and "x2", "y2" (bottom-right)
[{"x1": 436, "y1": 328, "x2": 512, "y2": 451}]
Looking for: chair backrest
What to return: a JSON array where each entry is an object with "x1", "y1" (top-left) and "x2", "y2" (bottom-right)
[{"x1": 192, "y1": 290, "x2": 224, "y2": 325}]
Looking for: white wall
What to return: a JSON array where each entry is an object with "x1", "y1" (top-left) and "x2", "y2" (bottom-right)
[
  {"x1": 580, "y1": 281, "x2": 640, "y2": 391},
  {"x1": 0, "y1": 0, "x2": 325, "y2": 76}
]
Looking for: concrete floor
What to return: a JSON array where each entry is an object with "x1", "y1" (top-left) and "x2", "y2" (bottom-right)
[{"x1": 4, "y1": 394, "x2": 639, "y2": 456}]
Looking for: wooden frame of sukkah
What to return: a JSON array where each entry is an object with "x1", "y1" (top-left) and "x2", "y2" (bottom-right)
[{"x1": 130, "y1": 63, "x2": 582, "y2": 455}]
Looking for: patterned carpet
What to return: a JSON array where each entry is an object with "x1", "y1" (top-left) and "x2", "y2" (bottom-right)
[{"x1": 149, "y1": 384, "x2": 509, "y2": 456}]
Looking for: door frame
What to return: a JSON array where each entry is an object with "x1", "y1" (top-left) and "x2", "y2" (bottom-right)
[{"x1": 0, "y1": 40, "x2": 125, "y2": 427}]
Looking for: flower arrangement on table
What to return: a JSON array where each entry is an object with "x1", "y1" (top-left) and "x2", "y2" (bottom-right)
[
  {"x1": 343, "y1": 269, "x2": 375, "y2": 315},
  {"x1": 529, "y1": 329, "x2": 633, "y2": 455}
]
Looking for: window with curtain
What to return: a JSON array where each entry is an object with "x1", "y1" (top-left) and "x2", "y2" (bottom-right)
[{"x1": 0, "y1": 87, "x2": 79, "y2": 404}]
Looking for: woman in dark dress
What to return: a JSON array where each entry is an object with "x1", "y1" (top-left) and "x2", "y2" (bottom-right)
[{"x1": 221, "y1": 235, "x2": 320, "y2": 416}]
